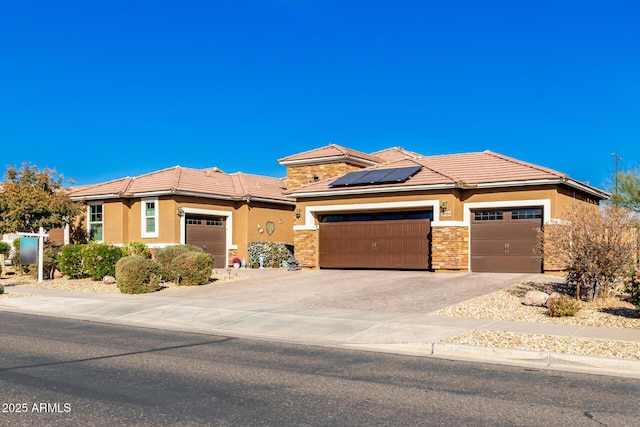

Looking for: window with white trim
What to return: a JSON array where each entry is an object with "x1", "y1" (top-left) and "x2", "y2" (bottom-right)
[
  {"x1": 141, "y1": 198, "x2": 159, "y2": 238},
  {"x1": 88, "y1": 203, "x2": 104, "y2": 242}
]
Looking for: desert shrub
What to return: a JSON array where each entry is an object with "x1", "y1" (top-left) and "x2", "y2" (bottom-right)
[
  {"x1": 248, "y1": 241, "x2": 293, "y2": 268},
  {"x1": 123, "y1": 242, "x2": 151, "y2": 258},
  {"x1": 0, "y1": 241, "x2": 11, "y2": 257},
  {"x1": 625, "y1": 269, "x2": 640, "y2": 313},
  {"x1": 547, "y1": 295, "x2": 581, "y2": 317},
  {"x1": 42, "y1": 244, "x2": 62, "y2": 279},
  {"x1": 0, "y1": 284, "x2": 4, "y2": 294},
  {"x1": 153, "y1": 245, "x2": 203, "y2": 281},
  {"x1": 171, "y1": 252, "x2": 214, "y2": 286},
  {"x1": 115, "y1": 255, "x2": 161, "y2": 294},
  {"x1": 57, "y1": 245, "x2": 86, "y2": 279},
  {"x1": 83, "y1": 243, "x2": 124, "y2": 280}
]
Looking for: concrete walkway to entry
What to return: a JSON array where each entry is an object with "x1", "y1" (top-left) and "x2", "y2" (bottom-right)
[{"x1": 3, "y1": 269, "x2": 640, "y2": 378}]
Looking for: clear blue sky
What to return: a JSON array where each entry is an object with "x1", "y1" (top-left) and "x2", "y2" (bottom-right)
[{"x1": 1, "y1": 0, "x2": 638, "y2": 190}]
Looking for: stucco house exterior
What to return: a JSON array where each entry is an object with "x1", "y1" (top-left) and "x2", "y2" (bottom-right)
[
  {"x1": 279, "y1": 144, "x2": 609, "y2": 273},
  {"x1": 64, "y1": 143, "x2": 608, "y2": 273},
  {"x1": 67, "y1": 166, "x2": 295, "y2": 268}
]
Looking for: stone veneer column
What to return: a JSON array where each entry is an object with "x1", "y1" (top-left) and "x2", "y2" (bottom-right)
[
  {"x1": 294, "y1": 229, "x2": 318, "y2": 268},
  {"x1": 287, "y1": 163, "x2": 362, "y2": 190},
  {"x1": 431, "y1": 226, "x2": 469, "y2": 272}
]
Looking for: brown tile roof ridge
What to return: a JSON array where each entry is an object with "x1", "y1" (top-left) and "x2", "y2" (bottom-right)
[
  {"x1": 278, "y1": 143, "x2": 383, "y2": 164},
  {"x1": 170, "y1": 166, "x2": 183, "y2": 191}
]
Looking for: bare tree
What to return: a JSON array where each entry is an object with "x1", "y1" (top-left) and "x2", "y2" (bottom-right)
[{"x1": 540, "y1": 203, "x2": 638, "y2": 302}]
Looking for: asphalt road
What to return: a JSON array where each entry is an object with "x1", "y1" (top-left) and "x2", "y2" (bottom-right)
[{"x1": 2, "y1": 312, "x2": 640, "y2": 427}]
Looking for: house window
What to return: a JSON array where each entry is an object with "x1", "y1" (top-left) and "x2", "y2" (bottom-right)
[
  {"x1": 88, "y1": 203, "x2": 103, "y2": 242},
  {"x1": 141, "y1": 198, "x2": 159, "y2": 238}
]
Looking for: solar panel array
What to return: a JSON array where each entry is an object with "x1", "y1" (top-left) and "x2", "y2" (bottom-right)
[{"x1": 330, "y1": 165, "x2": 422, "y2": 187}]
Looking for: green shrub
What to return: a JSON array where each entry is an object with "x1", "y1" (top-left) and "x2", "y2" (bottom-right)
[
  {"x1": 57, "y1": 245, "x2": 86, "y2": 279},
  {"x1": 625, "y1": 269, "x2": 640, "y2": 313},
  {"x1": 43, "y1": 244, "x2": 62, "y2": 279},
  {"x1": 153, "y1": 245, "x2": 203, "y2": 281},
  {"x1": 0, "y1": 241, "x2": 11, "y2": 257},
  {"x1": 547, "y1": 295, "x2": 581, "y2": 317},
  {"x1": 83, "y1": 243, "x2": 124, "y2": 280},
  {"x1": 171, "y1": 252, "x2": 214, "y2": 286},
  {"x1": 115, "y1": 255, "x2": 161, "y2": 294},
  {"x1": 123, "y1": 242, "x2": 151, "y2": 258},
  {"x1": 0, "y1": 283, "x2": 4, "y2": 294},
  {"x1": 248, "y1": 241, "x2": 293, "y2": 268}
]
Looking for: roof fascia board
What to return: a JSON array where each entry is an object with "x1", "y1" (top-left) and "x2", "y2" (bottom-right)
[
  {"x1": 472, "y1": 179, "x2": 609, "y2": 199},
  {"x1": 287, "y1": 183, "x2": 459, "y2": 198}
]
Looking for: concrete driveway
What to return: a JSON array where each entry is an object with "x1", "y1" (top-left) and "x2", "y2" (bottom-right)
[{"x1": 156, "y1": 269, "x2": 558, "y2": 314}]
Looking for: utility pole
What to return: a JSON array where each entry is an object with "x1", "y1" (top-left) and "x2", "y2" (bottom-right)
[{"x1": 611, "y1": 153, "x2": 621, "y2": 202}]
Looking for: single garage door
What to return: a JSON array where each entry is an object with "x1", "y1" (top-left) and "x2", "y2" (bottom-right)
[
  {"x1": 470, "y1": 208, "x2": 542, "y2": 273},
  {"x1": 319, "y1": 217, "x2": 431, "y2": 269},
  {"x1": 185, "y1": 215, "x2": 226, "y2": 268}
]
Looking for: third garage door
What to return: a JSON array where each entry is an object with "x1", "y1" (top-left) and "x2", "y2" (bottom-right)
[
  {"x1": 470, "y1": 208, "x2": 542, "y2": 273},
  {"x1": 319, "y1": 218, "x2": 431, "y2": 269}
]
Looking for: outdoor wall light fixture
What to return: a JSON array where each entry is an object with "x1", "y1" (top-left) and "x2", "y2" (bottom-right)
[
  {"x1": 295, "y1": 208, "x2": 301, "y2": 219},
  {"x1": 440, "y1": 201, "x2": 448, "y2": 214},
  {"x1": 177, "y1": 208, "x2": 184, "y2": 217}
]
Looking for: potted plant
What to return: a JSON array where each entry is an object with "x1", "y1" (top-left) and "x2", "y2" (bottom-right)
[{"x1": 232, "y1": 257, "x2": 241, "y2": 269}]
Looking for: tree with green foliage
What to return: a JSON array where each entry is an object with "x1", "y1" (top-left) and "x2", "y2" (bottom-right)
[
  {"x1": 608, "y1": 167, "x2": 640, "y2": 211},
  {"x1": 0, "y1": 163, "x2": 83, "y2": 234}
]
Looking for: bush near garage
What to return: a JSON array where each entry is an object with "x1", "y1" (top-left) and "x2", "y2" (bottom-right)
[
  {"x1": 122, "y1": 241, "x2": 151, "y2": 258},
  {"x1": 115, "y1": 255, "x2": 161, "y2": 294},
  {"x1": 171, "y1": 251, "x2": 214, "y2": 286},
  {"x1": 153, "y1": 245, "x2": 203, "y2": 282},
  {"x1": 83, "y1": 243, "x2": 124, "y2": 280},
  {"x1": 248, "y1": 241, "x2": 294, "y2": 268},
  {"x1": 547, "y1": 295, "x2": 581, "y2": 317}
]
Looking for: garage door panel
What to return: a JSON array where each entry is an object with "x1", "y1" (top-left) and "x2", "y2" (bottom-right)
[
  {"x1": 471, "y1": 209, "x2": 542, "y2": 273},
  {"x1": 185, "y1": 216, "x2": 226, "y2": 269},
  {"x1": 319, "y1": 219, "x2": 430, "y2": 270}
]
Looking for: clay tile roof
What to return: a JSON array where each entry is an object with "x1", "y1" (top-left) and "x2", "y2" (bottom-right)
[
  {"x1": 421, "y1": 151, "x2": 566, "y2": 184},
  {"x1": 68, "y1": 166, "x2": 290, "y2": 203},
  {"x1": 278, "y1": 144, "x2": 383, "y2": 165},
  {"x1": 286, "y1": 150, "x2": 599, "y2": 196}
]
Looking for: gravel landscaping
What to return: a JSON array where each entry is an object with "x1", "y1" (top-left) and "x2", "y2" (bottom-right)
[{"x1": 431, "y1": 280, "x2": 640, "y2": 360}]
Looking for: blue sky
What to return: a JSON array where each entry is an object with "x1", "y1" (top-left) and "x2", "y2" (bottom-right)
[{"x1": 1, "y1": 1, "x2": 638, "y2": 190}]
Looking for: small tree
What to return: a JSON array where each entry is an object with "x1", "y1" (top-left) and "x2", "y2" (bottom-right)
[
  {"x1": 608, "y1": 167, "x2": 640, "y2": 212},
  {"x1": 541, "y1": 203, "x2": 639, "y2": 302},
  {"x1": 0, "y1": 163, "x2": 83, "y2": 234}
]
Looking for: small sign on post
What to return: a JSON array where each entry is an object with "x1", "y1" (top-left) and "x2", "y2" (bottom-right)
[{"x1": 17, "y1": 227, "x2": 49, "y2": 283}]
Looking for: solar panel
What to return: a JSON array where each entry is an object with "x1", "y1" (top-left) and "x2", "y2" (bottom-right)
[{"x1": 330, "y1": 166, "x2": 422, "y2": 187}]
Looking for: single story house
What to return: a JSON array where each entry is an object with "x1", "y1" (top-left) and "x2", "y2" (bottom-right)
[
  {"x1": 63, "y1": 143, "x2": 608, "y2": 273},
  {"x1": 67, "y1": 166, "x2": 295, "y2": 268},
  {"x1": 279, "y1": 144, "x2": 609, "y2": 273}
]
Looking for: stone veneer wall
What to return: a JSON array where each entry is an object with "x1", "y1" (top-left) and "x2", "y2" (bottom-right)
[
  {"x1": 431, "y1": 226, "x2": 469, "y2": 272},
  {"x1": 287, "y1": 163, "x2": 363, "y2": 190},
  {"x1": 293, "y1": 229, "x2": 317, "y2": 268}
]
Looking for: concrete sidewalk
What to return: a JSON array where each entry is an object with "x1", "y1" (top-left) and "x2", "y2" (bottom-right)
[{"x1": 2, "y1": 269, "x2": 640, "y2": 379}]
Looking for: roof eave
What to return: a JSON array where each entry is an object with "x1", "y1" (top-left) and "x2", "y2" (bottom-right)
[
  {"x1": 473, "y1": 179, "x2": 610, "y2": 200},
  {"x1": 286, "y1": 183, "x2": 459, "y2": 198}
]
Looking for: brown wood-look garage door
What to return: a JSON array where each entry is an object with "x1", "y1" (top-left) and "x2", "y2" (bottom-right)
[
  {"x1": 185, "y1": 216, "x2": 226, "y2": 268},
  {"x1": 470, "y1": 208, "x2": 542, "y2": 273},
  {"x1": 319, "y1": 219, "x2": 431, "y2": 269}
]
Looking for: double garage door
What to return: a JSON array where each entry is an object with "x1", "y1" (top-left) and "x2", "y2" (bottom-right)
[
  {"x1": 319, "y1": 218, "x2": 431, "y2": 270},
  {"x1": 185, "y1": 215, "x2": 226, "y2": 269}
]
